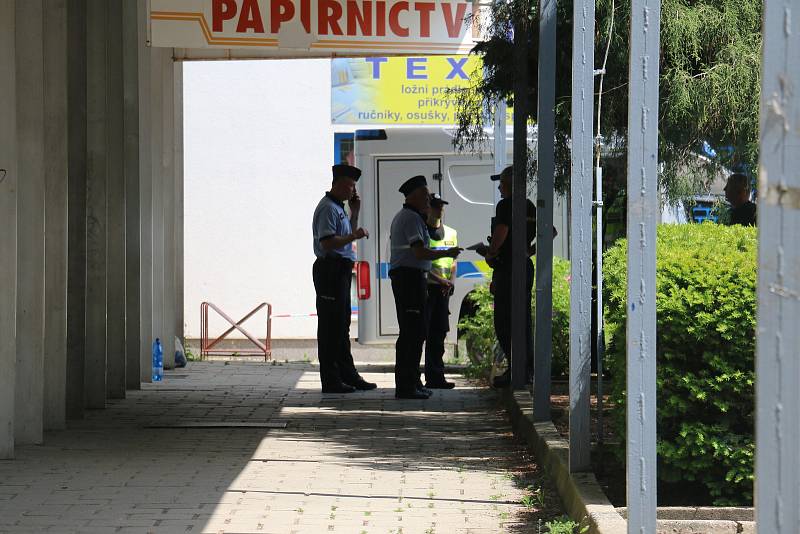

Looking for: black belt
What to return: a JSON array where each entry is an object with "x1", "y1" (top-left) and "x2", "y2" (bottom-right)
[
  {"x1": 389, "y1": 267, "x2": 427, "y2": 279},
  {"x1": 317, "y1": 256, "x2": 354, "y2": 264}
]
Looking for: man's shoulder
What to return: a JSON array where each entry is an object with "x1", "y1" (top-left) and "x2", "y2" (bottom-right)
[
  {"x1": 395, "y1": 207, "x2": 421, "y2": 223},
  {"x1": 495, "y1": 198, "x2": 511, "y2": 219},
  {"x1": 315, "y1": 194, "x2": 332, "y2": 210},
  {"x1": 732, "y1": 201, "x2": 757, "y2": 220},
  {"x1": 317, "y1": 195, "x2": 344, "y2": 214},
  {"x1": 391, "y1": 208, "x2": 406, "y2": 222}
]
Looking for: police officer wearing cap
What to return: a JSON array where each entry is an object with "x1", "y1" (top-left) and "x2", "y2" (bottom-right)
[
  {"x1": 389, "y1": 176, "x2": 462, "y2": 399},
  {"x1": 312, "y1": 164, "x2": 378, "y2": 394},
  {"x1": 476, "y1": 166, "x2": 556, "y2": 388},
  {"x1": 424, "y1": 194, "x2": 457, "y2": 389}
]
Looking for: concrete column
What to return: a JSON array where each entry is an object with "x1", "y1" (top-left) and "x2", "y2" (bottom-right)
[
  {"x1": 66, "y1": 0, "x2": 87, "y2": 419},
  {"x1": 84, "y1": 0, "x2": 109, "y2": 409},
  {"x1": 150, "y1": 47, "x2": 166, "y2": 362},
  {"x1": 15, "y1": 0, "x2": 46, "y2": 445},
  {"x1": 755, "y1": 0, "x2": 800, "y2": 529},
  {"x1": 0, "y1": 0, "x2": 18, "y2": 459},
  {"x1": 510, "y1": 15, "x2": 529, "y2": 390},
  {"x1": 568, "y1": 0, "x2": 595, "y2": 472},
  {"x1": 105, "y1": 0, "x2": 127, "y2": 399},
  {"x1": 137, "y1": 0, "x2": 154, "y2": 383},
  {"x1": 625, "y1": 0, "x2": 662, "y2": 528},
  {"x1": 161, "y1": 51, "x2": 177, "y2": 370},
  {"x1": 174, "y1": 62, "x2": 185, "y2": 349},
  {"x1": 43, "y1": 0, "x2": 69, "y2": 430},
  {"x1": 123, "y1": 0, "x2": 141, "y2": 390},
  {"x1": 533, "y1": 0, "x2": 557, "y2": 420}
]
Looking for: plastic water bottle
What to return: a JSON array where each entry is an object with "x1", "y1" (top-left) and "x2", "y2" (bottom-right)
[{"x1": 152, "y1": 338, "x2": 163, "y2": 382}]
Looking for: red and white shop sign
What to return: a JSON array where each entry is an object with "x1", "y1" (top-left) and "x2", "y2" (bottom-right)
[{"x1": 149, "y1": 0, "x2": 480, "y2": 57}]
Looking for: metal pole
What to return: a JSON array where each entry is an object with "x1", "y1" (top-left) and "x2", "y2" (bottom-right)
[
  {"x1": 533, "y1": 0, "x2": 556, "y2": 419},
  {"x1": 594, "y1": 0, "x2": 615, "y2": 447},
  {"x1": 595, "y1": 166, "x2": 605, "y2": 445},
  {"x1": 511, "y1": 6, "x2": 530, "y2": 390},
  {"x1": 625, "y1": 0, "x2": 661, "y2": 530},
  {"x1": 568, "y1": 0, "x2": 595, "y2": 472},
  {"x1": 755, "y1": 1, "x2": 800, "y2": 531}
]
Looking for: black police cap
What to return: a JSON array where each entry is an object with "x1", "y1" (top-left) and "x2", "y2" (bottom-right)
[
  {"x1": 399, "y1": 175, "x2": 428, "y2": 196},
  {"x1": 430, "y1": 193, "x2": 449, "y2": 207},
  {"x1": 332, "y1": 164, "x2": 361, "y2": 182}
]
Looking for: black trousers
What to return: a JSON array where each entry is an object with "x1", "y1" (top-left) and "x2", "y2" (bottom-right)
[
  {"x1": 390, "y1": 268, "x2": 427, "y2": 392},
  {"x1": 424, "y1": 284, "x2": 451, "y2": 384},
  {"x1": 492, "y1": 263, "x2": 534, "y2": 376},
  {"x1": 313, "y1": 257, "x2": 359, "y2": 388}
]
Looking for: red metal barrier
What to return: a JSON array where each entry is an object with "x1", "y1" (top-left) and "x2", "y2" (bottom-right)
[{"x1": 200, "y1": 302, "x2": 272, "y2": 361}]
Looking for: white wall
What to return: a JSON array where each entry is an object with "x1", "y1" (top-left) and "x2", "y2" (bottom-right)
[{"x1": 184, "y1": 59, "x2": 336, "y2": 339}]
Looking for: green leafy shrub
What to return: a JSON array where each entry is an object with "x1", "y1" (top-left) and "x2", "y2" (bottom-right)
[
  {"x1": 604, "y1": 223, "x2": 756, "y2": 505},
  {"x1": 459, "y1": 257, "x2": 572, "y2": 378},
  {"x1": 545, "y1": 517, "x2": 586, "y2": 534}
]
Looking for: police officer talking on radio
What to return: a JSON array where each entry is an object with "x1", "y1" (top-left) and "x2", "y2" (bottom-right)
[
  {"x1": 312, "y1": 164, "x2": 378, "y2": 394},
  {"x1": 389, "y1": 176, "x2": 462, "y2": 399},
  {"x1": 423, "y1": 194, "x2": 457, "y2": 389}
]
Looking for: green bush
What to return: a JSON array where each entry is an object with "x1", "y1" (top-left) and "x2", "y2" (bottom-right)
[
  {"x1": 459, "y1": 257, "x2": 572, "y2": 378},
  {"x1": 604, "y1": 223, "x2": 756, "y2": 505}
]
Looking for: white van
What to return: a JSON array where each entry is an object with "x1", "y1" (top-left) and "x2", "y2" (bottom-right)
[{"x1": 353, "y1": 127, "x2": 569, "y2": 345}]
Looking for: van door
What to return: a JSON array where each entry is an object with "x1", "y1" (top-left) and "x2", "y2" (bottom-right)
[{"x1": 376, "y1": 158, "x2": 442, "y2": 336}]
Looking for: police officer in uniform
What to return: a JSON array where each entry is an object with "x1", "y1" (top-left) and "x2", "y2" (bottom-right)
[
  {"x1": 423, "y1": 194, "x2": 457, "y2": 389},
  {"x1": 389, "y1": 176, "x2": 462, "y2": 399},
  {"x1": 312, "y1": 164, "x2": 378, "y2": 394},
  {"x1": 476, "y1": 166, "x2": 556, "y2": 388}
]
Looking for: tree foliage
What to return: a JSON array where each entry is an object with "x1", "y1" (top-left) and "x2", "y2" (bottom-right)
[{"x1": 453, "y1": 0, "x2": 762, "y2": 202}]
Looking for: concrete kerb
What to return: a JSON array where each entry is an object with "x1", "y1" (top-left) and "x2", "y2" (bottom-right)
[
  {"x1": 501, "y1": 388, "x2": 627, "y2": 534},
  {"x1": 500, "y1": 388, "x2": 758, "y2": 534},
  {"x1": 616, "y1": 508, "x2": 755, "y2": 534}
]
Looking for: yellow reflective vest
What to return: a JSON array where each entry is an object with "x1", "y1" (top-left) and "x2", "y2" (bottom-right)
[{"x1": 429, "y1": 224, "x2": 457, "y2": 280}]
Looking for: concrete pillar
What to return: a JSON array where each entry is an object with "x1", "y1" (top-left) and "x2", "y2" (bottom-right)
[
  {"x1": 150, "y1": 47, "x2": 166, "y2": 362},
  {"x1": 43, "y1": 0, "x2": 69, "y2": 430},
  {"x1": 123, "y1": 0, "x2": 141, "y2": 390},
  {"x1": 755, "y1": 0, "x2": 800, "y2": 529},
  {"x1": 66, "y1": 0, "x2": 87, "y2": 419},
  {"x1": 625, "y1": 0, "x2": 662, "y2": 528},
  {"x1": 84, "y1": 0, "x2": 109, "y2": 410},
  {"x1": 174, "y1": 62, "x2": 185, "y2": 349},
  {"x1": 137, "y1": 0, "x2": 154, "y2": 383},
  {"x1": 105, "y1": 0, "x2": 127, "y2": 400},
  {"x1": 533, "y1": 0, "x2": 557, "y2": 419},
  {"x1": 15, "y1": 0, "x2": 46, "y2": 445},
  {"x1": 161, "y1": 51, "x2": 177, "y2": 370},
  {"x1": 0, "y1": 0, "x2": 18, "y2": 459}
]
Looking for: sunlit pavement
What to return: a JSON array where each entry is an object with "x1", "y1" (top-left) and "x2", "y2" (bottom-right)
[{"x1": 0, "y1": 362, "x2": 543, "y2": 533}]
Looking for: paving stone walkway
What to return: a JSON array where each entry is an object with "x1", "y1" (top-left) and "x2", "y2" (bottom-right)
[{"x1": 0, "y1": 362, "x2": 560, "y2": 533}]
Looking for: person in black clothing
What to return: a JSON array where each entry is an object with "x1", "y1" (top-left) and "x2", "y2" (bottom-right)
[
  {"x1": 724, "y1": 173, "x2": 757, "y2": 226},
  {"x1": 476, "y1": 166, "x2": 556, "y2": 388}
]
